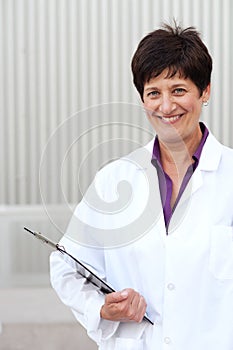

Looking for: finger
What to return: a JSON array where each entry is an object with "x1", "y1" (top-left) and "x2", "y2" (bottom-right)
[
  {"x1": 136, "y1": 295, "x2": 147, "y2": 322},
  {"x1": 106, "y1": 289, "x2": 129, "y2": 304},
  {"x1": 131, "y1": 294, "x2": 146, "y2": 309},
  {"x1": 128, "y1": 295, "x2": 147, "y2": 322},
  {"x1": 127, "y1": 289, "x2": 141, "y2": 307}
]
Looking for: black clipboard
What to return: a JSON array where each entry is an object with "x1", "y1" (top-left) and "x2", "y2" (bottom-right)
[{"x1": 24, "y1": 227, "x2": 153, "y2": 325}]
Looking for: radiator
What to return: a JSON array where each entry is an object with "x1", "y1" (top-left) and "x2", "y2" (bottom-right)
[{"x1": 0, "y1": 205, "x2": 71, "y2": 287}]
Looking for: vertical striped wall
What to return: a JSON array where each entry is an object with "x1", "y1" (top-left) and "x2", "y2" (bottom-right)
[{"x1": 0, "y1": 0, "x2": 233, "y2": 206}]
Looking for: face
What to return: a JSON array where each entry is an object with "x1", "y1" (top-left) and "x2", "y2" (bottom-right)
[{"x1": 143, "y1": 70, "x2": 210, "y2": 145}]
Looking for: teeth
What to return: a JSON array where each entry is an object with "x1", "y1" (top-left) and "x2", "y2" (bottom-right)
[{"x1": 161, "y1": 115, "x2": 181, "y2": 122}]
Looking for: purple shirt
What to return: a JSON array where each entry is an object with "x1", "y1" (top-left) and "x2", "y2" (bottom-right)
[{"x1": 151, "y1": 122, "x2": 209, "y2": 231}]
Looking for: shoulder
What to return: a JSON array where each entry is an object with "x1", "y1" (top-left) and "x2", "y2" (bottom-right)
[
  {"x1": 219, "y1": 143, "x2": 233, "y2": 175},
  {"x1": 203, "y1": 132, "x2": 233, "y2": 173},
  {"x1": 209, "y1": 133, "x2": 233, "y2": 161},
  {"x1": 93, "y1": 139, "x2": 155, "y2": 199}
]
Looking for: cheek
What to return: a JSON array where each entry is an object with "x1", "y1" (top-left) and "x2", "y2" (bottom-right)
[
  {"x1": 143, "y1": 101, "x2": 153, "y2": 111},
  {"x1": 182, "y1": 97, "x2": 202, "y2": 113},
  {"x1": 190, "y1": 102, "x2": 203, "y2": 117},
  {"x1": 145, "y1": 111, "x2": 155, "y2": 125},
  {"x1": 143, "y1": 101, "x2": 160, "y2": 117}
]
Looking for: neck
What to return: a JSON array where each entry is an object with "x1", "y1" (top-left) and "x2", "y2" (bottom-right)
[{"x1": 159, "y1": 126, "x2": 203, "y2": 168}]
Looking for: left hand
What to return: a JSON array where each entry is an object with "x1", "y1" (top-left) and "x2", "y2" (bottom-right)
[{"x1": 100, "y1": 288, "x2": 147, "y2": 323}]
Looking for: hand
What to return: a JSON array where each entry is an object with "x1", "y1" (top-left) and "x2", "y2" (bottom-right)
[{"x1": 100, "y1": 288, "x2": 147, "y2": 323}]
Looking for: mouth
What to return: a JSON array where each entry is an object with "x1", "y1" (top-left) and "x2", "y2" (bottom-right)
[{"x1": 154, "y1": 114, "x2": 184, "y2": 124}]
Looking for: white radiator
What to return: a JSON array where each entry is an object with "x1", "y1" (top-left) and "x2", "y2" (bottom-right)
[{"x1": 0, "y1": 205, "x2": 71, "y2": 287}]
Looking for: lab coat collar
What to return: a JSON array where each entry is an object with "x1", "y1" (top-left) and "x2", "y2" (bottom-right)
[
  {"x1": 197, "y1": 131, "x2": 222, "y2": 171},
  {"x1": 144, "y1": 130, "x2": 222, "y2": 173}
]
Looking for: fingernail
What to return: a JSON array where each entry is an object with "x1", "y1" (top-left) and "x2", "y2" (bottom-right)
[{"x1": 121, "y1": 290, "x2": 128, "y2": 297}]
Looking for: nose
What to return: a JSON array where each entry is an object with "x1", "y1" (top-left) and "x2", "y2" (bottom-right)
[{"x1": 159, "y1": 95, "x2": 176, "y2": 115}]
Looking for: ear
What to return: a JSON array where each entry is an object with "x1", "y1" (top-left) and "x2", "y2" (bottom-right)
[{"x1": 202, "y1": 83, "x2": 211, "y2": 102}]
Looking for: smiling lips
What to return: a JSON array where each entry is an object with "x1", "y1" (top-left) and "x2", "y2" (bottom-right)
[{"x1": 155, "y1": 114, "x2": 184, "y2": 124}]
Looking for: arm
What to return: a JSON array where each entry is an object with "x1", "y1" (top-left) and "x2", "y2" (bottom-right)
[
  {"x1": 50, "y1": 162, "x2": 148, "y2": 342},
  {"x1": 50, "y1": 246, "x2": 120, "y2": 344},
  {"x1": 50, "y1": 241, "x2": 147, "y2": 345}
]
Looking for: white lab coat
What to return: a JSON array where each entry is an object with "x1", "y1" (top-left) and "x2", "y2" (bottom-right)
[{"x1": 50, "y1": 130, "x2": 233, "y2": 350}]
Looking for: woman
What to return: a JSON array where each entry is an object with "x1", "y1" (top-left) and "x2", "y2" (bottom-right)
[{"x1": 50, "y1": 23, "x2": 233, "y2": 350}]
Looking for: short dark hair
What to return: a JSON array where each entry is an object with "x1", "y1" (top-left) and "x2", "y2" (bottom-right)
[{"x1": 131, "y1": 22, "x2": 213, "y2": 101}]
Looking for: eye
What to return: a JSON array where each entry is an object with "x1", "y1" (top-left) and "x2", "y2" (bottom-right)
[
  {"x1": 173, "y1": 88, "x2": 186, "y2": 95},
  {"x1": 147, "y1": 90, "x2": 159, "y2": 97}
]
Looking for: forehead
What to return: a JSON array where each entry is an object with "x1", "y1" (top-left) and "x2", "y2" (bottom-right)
[{"x1": 144, "y1": 69, "x2": 194, "y2": 89}]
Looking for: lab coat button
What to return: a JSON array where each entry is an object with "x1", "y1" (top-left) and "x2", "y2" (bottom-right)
[
  {"x1": 164, "y1": 337, "x2": 171, "y2": 344},
  {"x1": 167, "y1": 283, "x2": 175, "y2": 290}
]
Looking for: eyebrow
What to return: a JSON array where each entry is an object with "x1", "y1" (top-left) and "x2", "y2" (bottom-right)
[{"x1": 144, "y1": 83, "x2": 188, "y2": 92}]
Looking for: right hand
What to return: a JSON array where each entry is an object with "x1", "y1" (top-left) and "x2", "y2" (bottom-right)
[{"x1": 100, "y1": 288, "x2": 147, "y2": 323}]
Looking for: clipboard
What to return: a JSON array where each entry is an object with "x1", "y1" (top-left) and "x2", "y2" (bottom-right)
[{"x1": 24, "y1": 227, "x2": 153, "y2": 325}]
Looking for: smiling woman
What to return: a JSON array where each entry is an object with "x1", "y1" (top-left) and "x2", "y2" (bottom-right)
[{"x1": 50, "y1": 22, "x2": 233, "y2": 350}]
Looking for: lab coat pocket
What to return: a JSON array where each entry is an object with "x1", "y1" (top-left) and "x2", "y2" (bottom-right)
[
  {"x1": 209, "y1": 225, "x2": 233, "y2": 279},
  {"x1": 114, "y1": 337, "x2": 143, "y2": 350}
]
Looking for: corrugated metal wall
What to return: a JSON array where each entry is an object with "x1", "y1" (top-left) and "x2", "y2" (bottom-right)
[{"x1": 0, "y1": 0, "x2": 232, "y2": 206}]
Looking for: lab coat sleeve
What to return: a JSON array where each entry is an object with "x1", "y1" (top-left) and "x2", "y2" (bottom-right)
[
  {"x1": 50, "y1": 249, "x2": 120, "y2": 344},
  {"x1": 50, "y1": 166, "x2": 123, "y2": 344}
]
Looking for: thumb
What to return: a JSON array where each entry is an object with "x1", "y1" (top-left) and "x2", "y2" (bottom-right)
[{"x1": 107, "y1": 289, "x2": 129, "y2": 303}]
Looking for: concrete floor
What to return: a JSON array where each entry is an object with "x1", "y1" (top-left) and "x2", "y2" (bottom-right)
[{"x1": 0, "y1": 288, "x2": 97, "y2": 350}]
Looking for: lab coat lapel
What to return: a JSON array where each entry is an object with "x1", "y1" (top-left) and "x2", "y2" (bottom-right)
[{"x1": 168, "y1": 132, "x2": 222, "y2": 233}]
